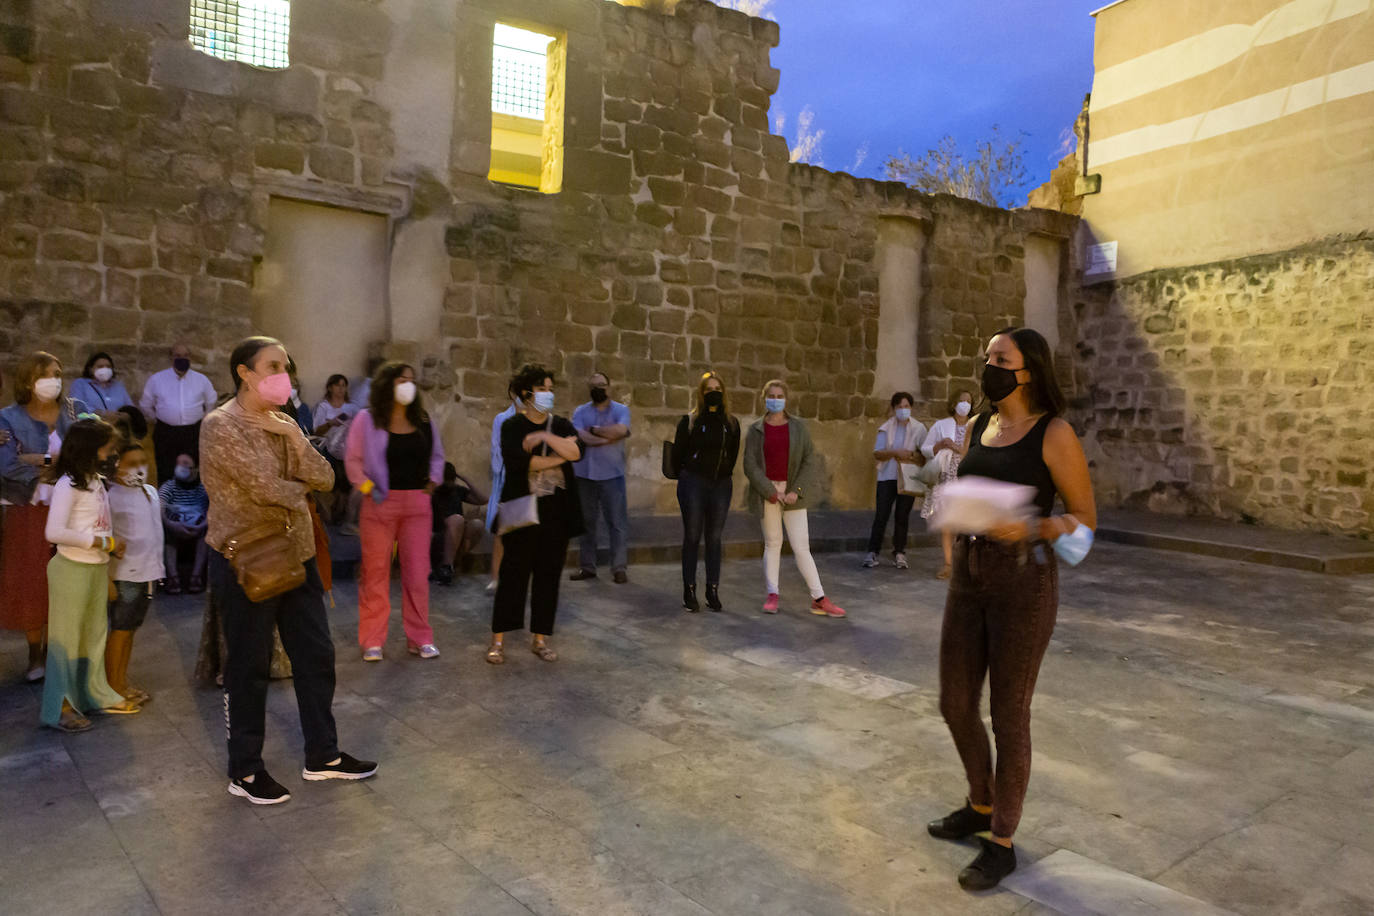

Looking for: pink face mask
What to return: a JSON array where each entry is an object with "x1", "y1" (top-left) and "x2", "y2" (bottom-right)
[{"x1": 255, "y1": 372, "x2": 293, "y2": 406}]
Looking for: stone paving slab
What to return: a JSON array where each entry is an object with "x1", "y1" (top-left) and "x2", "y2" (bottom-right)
[
  {"x1": 1003, "y1": 849, "x2": 1241, "y2": 916},
  {"x1": 1, "y1": 542, "x2": 1371, "y2": 915}
]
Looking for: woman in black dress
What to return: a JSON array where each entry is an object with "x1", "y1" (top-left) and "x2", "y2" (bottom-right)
[{"x1": 487, "y1": 365, "x2": 584, "y2": 664}]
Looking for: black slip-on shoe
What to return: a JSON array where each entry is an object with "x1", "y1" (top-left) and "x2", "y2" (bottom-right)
[
  {"x1": 958, "y1": 836, "x2": 1016, "y2": 890},
  {"x1": 683, "y1": 585, "x2": 700, "y2": 612},
  {"x1": 927, "y1": 802, "x2": 993, "y2": 840},
  {"x1": 569, "y1": 569, "x2": 597, "y2": 582},
  {"x1": 228, "y1": 770, "x2": 291, "y2": 805},
  {"x1": 705, "y1": 585, "x2": 723, "y2": 611},
  {"x1": 302, "y1": 752, "x2": 378, "y2": 782}
]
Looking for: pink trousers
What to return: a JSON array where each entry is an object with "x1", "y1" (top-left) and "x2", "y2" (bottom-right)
[{"x1": 358, "y1": 489, "x2": 434, "y2": 649}]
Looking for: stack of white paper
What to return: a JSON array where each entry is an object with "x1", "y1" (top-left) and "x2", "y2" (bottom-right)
[{"x1": 928, "y1": 476, "x2": 1037, "y2": 534}]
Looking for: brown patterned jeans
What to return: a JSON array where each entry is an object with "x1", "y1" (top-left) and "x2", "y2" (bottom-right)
[{"x1": 938, "y1": 534, "x2": 1059, "y2": 838}]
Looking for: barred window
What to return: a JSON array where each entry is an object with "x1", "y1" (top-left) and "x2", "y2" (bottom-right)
[
  {"x1": 190, "y1": 0, "x2": 291, "y2": 69},
  {"x1": 492, "y1": 24, "x2": 552, "y2": 119}
]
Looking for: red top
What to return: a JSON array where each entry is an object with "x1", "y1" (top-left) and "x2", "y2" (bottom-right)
[{"x1": 764, "y1": 421, "x2": 789, "y2": 481}]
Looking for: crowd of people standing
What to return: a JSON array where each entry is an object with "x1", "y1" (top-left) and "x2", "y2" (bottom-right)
[{"x1": 0, "y1": 326, "x2": 1096, "y2": 891}]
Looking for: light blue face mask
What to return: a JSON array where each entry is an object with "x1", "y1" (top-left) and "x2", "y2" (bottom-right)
[
  {"x1": 533, "y1": 391, "x2": 555, "y2": 412},
  {"x1": 1052, "y1": 524, "x2": 1094, "y2": 566},
  {"x1": 765, "y1": 397, "x2": 786, "y2": 414},
  {"x1": 894, "y1": 408, "x2": 911, "y2": 422}
]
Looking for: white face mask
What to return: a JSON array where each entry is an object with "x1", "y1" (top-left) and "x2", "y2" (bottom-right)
[
  {"x1": 290, "y1": 387, "x2": 300, "y2": 401},
  {"x1": 120, "y1": 467, "x2": 148, "y2": 487},
  {"x1": 33, "y1": 377, "x2": 62, "y2": 402},
  {"x1": 394, "y1": 381, "x2": 417, "y2": 406},
  {"x1": 93, "y1": 367, "x2": 114, "y2": 383},
  {"x1": 955, "y1": 401, "x2": 972, "y2": 417}
]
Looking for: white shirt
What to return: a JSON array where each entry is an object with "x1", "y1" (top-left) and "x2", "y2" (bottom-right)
[
  {"x1": 313, "y1": 400, "x2": 354, "y2": 427},
  {"x1": 922, "y1": 416, "x2": 967, "y2": 461},
  {"x1": 108, "y1": 482, "x2": 164, "y2": 582},
  {"x1": 873, "y1": 417, "x2": 928, "y2": 482},
  {"x1": 140, "y1": 368, "x2": 217, "y2": 426},
  {"x1": 45, "y1": 476, "x2": 113, "y2": 564}
]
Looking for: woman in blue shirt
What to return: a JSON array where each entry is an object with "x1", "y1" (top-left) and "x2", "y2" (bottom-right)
[{"x1": 70, "y1": 352, "x2": 134, "y2": 415}]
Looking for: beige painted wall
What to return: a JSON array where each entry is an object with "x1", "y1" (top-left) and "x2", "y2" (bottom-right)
[
  {"x1": 874, "y1": 217, "x2": 925, "y2": 398},
  {"x1": 1081, "y1": 0, "x2": 1374, "y2": 278},
  {"x1": 254, "y1": 199, "x2": 390, "y2": 401},
  {"x1": 1023, "y1": 235, "x2": 1062, "y2": 350}
]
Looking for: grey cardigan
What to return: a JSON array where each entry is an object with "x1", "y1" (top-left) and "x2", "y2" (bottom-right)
[{"x1": 743, "y1": 416, "x2": 817, "y2": 517}]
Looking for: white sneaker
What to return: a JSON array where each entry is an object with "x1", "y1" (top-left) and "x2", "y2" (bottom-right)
[
  {"x1": 894, "y1": 552, "x2": 909, "y2": 570},
  {"x1": 410, "y1": 644, "x2": 440, "y2": 659},
  {"x1": 485, "y1": 580, "x2": 498, "y2": 592},
  {"x1": 862, "y1": 553, "x2": 878, "y2": 568},
  {"x1": 362, "y1": 647, "x2": 383, "y2": 662}
]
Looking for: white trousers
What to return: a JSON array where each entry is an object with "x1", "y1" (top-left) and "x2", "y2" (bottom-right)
[{"x1": 762, "y1": 480, "x2": 824, "y2": 599}]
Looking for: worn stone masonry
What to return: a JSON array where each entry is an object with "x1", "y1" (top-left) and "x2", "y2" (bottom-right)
[
  {"x1": 0, "y1": 0, "x2": 1080, "y2": 514},
  {"x1": 1068, "y1": 236, "x2": 1374, "y2": 537}
]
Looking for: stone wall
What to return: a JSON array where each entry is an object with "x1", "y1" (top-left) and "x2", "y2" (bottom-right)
[
  {"x1": 0, "y1": 0, "x2": 1080, "y2": 513},
  {"x1": 1068, "y1": 235, "x2": 1374, "y2": 537}
]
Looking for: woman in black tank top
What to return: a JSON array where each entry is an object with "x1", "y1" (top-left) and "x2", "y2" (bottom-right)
[{"x1": 925, "y1": 327, "x2": 1096, "y2": 891}]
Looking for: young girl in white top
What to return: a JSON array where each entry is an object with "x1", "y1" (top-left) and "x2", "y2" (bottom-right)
[
  {"x1": 106, "y1": 441, "x2": 164, "y2": 704},
  {"x1": 920, "y1": 390, "x2": 975, "y2": 579},
  {"x1": 42, "y1": 417, "x2": 142, "y2": 731}
]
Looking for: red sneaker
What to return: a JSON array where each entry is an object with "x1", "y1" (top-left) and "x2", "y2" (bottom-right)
[
  {"x1": 810, "y1": 596, "x2": 846, "y2": 618},
  {"x1": 762, "y1": 593, "x2": 780, "y2": 614}
]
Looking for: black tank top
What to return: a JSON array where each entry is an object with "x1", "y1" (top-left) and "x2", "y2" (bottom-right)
[{"x1": 957, "y1": 412, "x2": 1058, "y2": 517}]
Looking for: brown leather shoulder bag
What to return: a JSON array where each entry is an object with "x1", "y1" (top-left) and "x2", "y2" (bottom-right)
[{"x1": 223, "y1": 521, "x2": 304, "y2": 603}]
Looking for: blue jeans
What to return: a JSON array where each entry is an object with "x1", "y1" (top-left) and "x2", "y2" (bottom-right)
[
  {"x1": 677, "y1": 470, "x2": 733, "y2": 587},
  {"x1": 577, "y1": 476, "x2": 628, "y2": 573}
]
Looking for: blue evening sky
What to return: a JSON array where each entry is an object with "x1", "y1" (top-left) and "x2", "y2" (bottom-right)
[{"x1": 768, "y1": 0, "x2": 1105, "y2": 197}]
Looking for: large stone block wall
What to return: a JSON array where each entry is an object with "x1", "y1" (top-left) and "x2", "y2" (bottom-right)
[
  {"x1": 1069, "y1": 236, "x2": 1374, "y2": 537},
  {"x1": 0, "y1": 0, "x2": 1080, "y2": 513}
]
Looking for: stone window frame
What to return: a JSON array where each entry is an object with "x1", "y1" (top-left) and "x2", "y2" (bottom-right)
[{"x1": 487, "y1": 19, "x2": 568, "y2": 194}]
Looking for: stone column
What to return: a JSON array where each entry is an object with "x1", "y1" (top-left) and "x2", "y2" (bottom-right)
[{"x1": 874, "y1": 216, "x2": 926, "y2": 396}]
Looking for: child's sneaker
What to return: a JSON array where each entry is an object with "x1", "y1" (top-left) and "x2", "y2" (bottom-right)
[
  {"x1": 810, "y1": 596, "x2": 847, "y2": 618},
  {"x1": 762, "y1": 593, "x2": 780, "y2": 614},
  {"x1": 862, "y1": 552, "x2": 878, "y2": 568},
  {"x1": 893, "y1": 552, "x2": 909, "y2": 570}
]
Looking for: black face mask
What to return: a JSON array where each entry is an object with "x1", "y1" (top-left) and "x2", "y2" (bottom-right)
[
  {"x1": 980, "y1": 362, "x2": 1023, "y2": 403},
  {"x1": 173, "y1": 357, "x2": 191, "y2": 373},
  {"x1": 589, "y1": 387, "x2": 608, "y2": 404},
  {"x1": 704, "y1": 390, "x2": 724, "y2": 410},
  {"x1": 98, "y1": 455, "x2": 119, "y2": 478}
]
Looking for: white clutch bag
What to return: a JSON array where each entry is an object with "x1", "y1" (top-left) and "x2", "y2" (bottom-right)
[{"x1": 928, "y1": 476, "x2": 1037, "y2": 534}]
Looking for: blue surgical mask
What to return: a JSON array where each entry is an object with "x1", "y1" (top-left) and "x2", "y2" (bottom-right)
[
  {"x1": 894, "y1": 408, "x2": 911, "y2": 422},
  {"x1": 533, "y1": 391, "x2": 555, "y2": 412},
  {"x1": 765, "y1": 397, "x2": 785, "y2": 414},
  {"x1": 1052, "y1": 525, "x2": 1094, "y2": 566}
]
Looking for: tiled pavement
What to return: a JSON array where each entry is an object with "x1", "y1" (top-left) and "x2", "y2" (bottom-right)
[{"x1": 2, "y1": 543, "x2": 1372, "y2": 915}]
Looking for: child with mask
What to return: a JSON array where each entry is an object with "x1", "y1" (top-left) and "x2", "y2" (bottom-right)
[
  {"x1": 921, "y1": 390, "x2": 975, "y2": 579},
  {"x1": 42, "y1": 416, "x2": 143, "y2": 731},
  {"x1": 863, "y1": 391, "x2": 928, "y2": 570},
  {"x1": 106, "y1": 441, "x2": 163, "y2": 703},
  {"x1": 158, "y1": 452, "x2": 210, "y2": 594}
]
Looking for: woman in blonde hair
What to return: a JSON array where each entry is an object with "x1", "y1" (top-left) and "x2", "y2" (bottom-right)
[
  {"x1": 742, "y1": 380, "x2": 845, "y2": 618},
  {"x1": 671, "y1": 372, "x2": 740, "y2": 612}
]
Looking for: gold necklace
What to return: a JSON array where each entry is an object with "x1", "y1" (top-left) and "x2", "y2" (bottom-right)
[{"x1": 992, "y1": 413, "x2": 1042, "y2": 436}]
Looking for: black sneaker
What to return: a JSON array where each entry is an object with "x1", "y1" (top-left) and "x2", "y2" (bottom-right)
[
  {"x1": 302, "y1": 752, "x2": 378, "y2": 781},
  {"x1": 958, "y1": 836, "x2": 1016, "y2": 890},
  {"x1": 705, "y1": 585, "x2": 723, "y2": 612},
  {"x1": 683, "y1": 585, "x2": 700, "y2": 612},
  {"x1": 927, "y1": 802, "x2": 993, "y2": 840},
  {"x1": 228, "y1": 770, "x2": 291, "y2": 805}
]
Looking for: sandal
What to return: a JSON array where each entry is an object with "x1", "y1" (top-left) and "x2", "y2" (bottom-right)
[
  {"x1": 101, "y1": 699, "x2": 142, "y2": 715},
  {"x1": 936, "y1": 565, "x2": 952, "y2": 580},
  {"x1": 125, "y1": 687, "x2": 151, "y2": 704},
  {"x1": 531, "y1": 642, "x2": 558, "y2": 663},
  {"x1": 54, "y1": 713, "x2": 92, "y2": 733},
  {"x1": 485, "y1": 644, "x2": 505, "y2": 665}
]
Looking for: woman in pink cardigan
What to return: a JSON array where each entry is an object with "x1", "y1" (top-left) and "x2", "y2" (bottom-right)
[{"x1": 345, "y1": 362, "x2": 445, "y2": 662}]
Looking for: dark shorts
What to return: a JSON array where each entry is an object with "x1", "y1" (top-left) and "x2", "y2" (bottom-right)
[{"x1": 108, "y1": 580, "x2": 152, "y2": 631}]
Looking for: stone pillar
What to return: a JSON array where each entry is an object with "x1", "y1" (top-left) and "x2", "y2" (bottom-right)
[
  {"x1": 1023, "y1": 234, "x2": 1063, "y2": 350},
  {"x1": 874, "y1": 216, "x2": 926, "y2": 396}
]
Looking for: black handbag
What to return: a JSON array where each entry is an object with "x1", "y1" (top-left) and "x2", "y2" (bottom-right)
[{"x1": 661, "y1": 439, "x2": 679, "y2": 480}]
